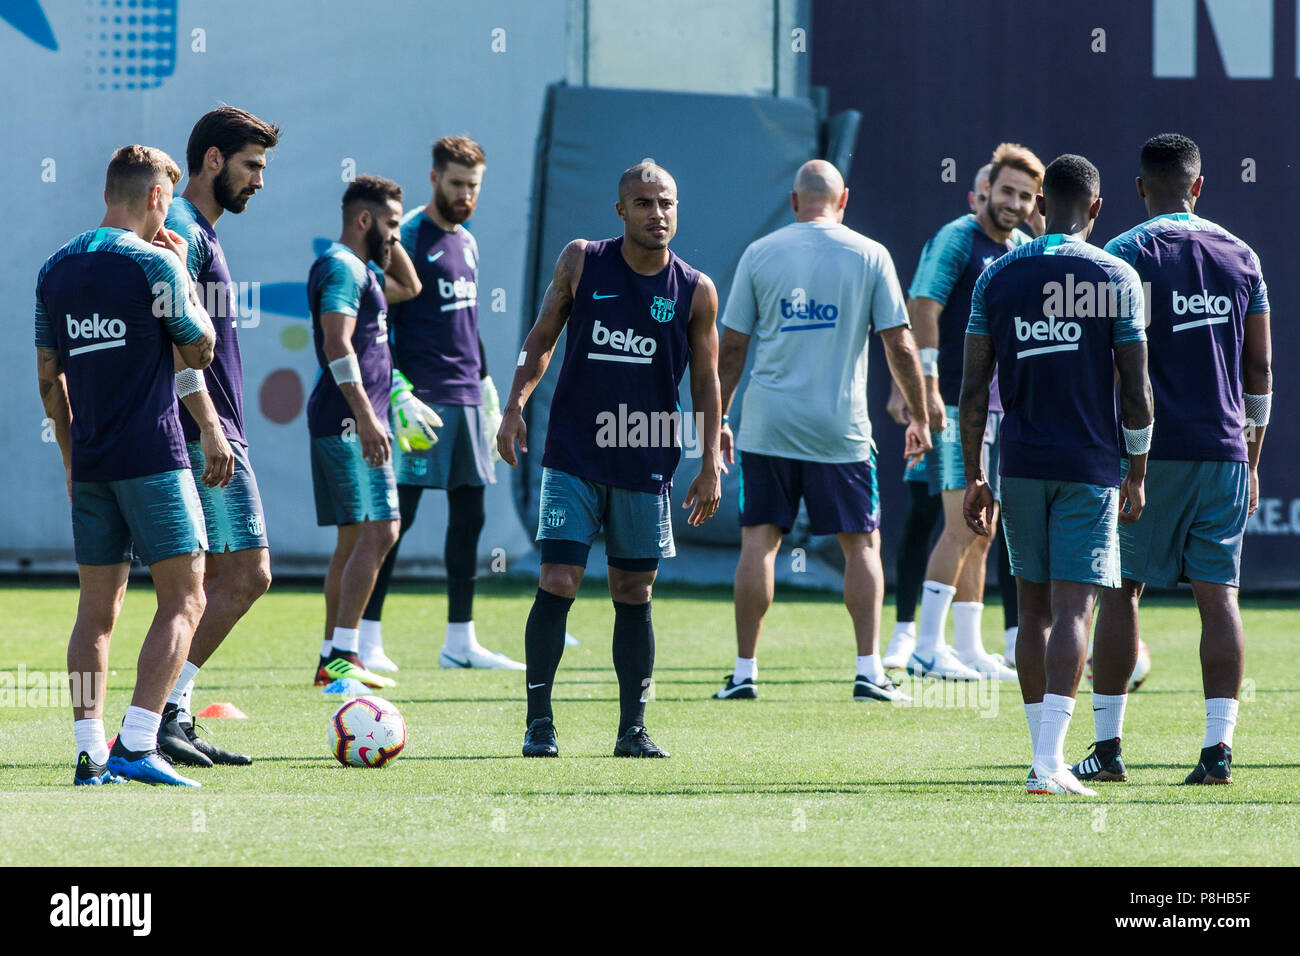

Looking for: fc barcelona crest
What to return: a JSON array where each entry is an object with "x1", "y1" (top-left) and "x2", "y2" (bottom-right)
[
  {"x1": 544, "y1": 507, "x2": 566, "y2": 529},
  {"x1": 650, "y1": 295, "x2": 675, "y2": 323}
]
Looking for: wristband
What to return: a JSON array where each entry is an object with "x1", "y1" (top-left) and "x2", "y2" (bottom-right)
[
  {"x1": 175, "y1": 367, "x2": 207, "y2": 398},
  {"x1": 919, "y1": 347, "x2": 939, "y2": 377},
  {"x1": 1245, "y1": 392, "x2": 1271, "y2": 427},
  {"x1": 721, "y1": 414, "x2": 730, "y2": 425},
  {"x1": 1123, "y1": 421, "x2": 1153, "y2": 455},
  {"x1": 329, "y1": 354, "x2": 362, "y2": 385}
]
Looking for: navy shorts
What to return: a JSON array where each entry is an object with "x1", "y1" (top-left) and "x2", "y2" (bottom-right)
[
  {"x1": 187, "y1": 440, "x2": 269, "y2": 553},
  {"x1": 738, "y1": 448, "x2": 880, "y2": 536}
]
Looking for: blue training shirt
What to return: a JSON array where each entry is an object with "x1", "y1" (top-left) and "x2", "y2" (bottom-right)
[
  {"x1": 166, "y1": 198, "x2": 248, "y2": 446},
  {"x1": 1105, "y1": 212, "x2": 1268, "y2": 463},
  {"x1": 306, "y1": 242, "x2": 392, "y2": 439},
  {"x1": 910, "y1": 214, "x2": 1031, "y2": 408},
  {"x1": 35, "y1": 227, "x2": 209, "y2": 482},
  {"x1": 967, "y1": 234, "x2": 1146, "y2": 487}
]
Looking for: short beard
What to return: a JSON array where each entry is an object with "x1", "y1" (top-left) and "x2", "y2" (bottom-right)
[
  {"x1": 434, "y1": 188, "x2": 472, "y2": 225},
  {"x1": 366, "y1": 222, "x2": 392, "y2": 269},
  {"x1": 213, "y1": 164, "x2": 252, "y2": 214}
]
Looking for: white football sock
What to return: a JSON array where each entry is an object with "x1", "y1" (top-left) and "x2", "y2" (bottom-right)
[
  {"x1": 856, "y1": 654, "x2": 885, "y2": 684},
  {"x1": 319, "y1": 637, "x2": 333, "y2": 659},
  {"x1": 1023, "y1": 701, "x2": 1043, "y2": 756},
  {"x1": 1034, "y1": 693, "x2": 1075, "y2": 773},
  {"x1": 167, "y1": 660, "x2": 199, "y2": 710},
  {"x1": 1092, "y1": 692, "x2": 1127, "y2": 741},
  {"x1": 892, "y1": 620, "x2": 916, "y2": 640},
  {"x1": 1004, "y1": 625, "x2": 1018, "y2": 659},
  {"x1": 118, "y1": 705, "x2": 162, "y2": 754},
  {"x1": 1204, "y1": 697, "x2": 1239, "y2": 748},
  {"x1": 952, "y1": 601, "x2": 984, "y2": 658},
  {"x1": 733, "y1": 656, "x2": 757, "y2": 683},
  {"x1": 917, "y1": 580, "x2": 957, "y2": 657},
  {"x1": 332, "y1": 626, "x2": 360, "y2": 654},
  {"x1": 74, "y1": 717, "x2": 108, "y2": 764},
  {"x1": 359, "y1": 618, "x2": 383, "y2": 653},
  {"x1": 445, "y1": 621, "x2": 480, "y2": 655}
]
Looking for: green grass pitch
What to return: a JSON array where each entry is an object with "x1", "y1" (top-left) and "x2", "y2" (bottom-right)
[{"x1": 1, "y1": 579, "x2": 1296, "y2": 866}]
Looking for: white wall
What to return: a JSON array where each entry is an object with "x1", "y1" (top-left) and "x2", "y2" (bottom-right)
[{"x1": 1, "y1": 0, "x2": 569, "y2": 572}]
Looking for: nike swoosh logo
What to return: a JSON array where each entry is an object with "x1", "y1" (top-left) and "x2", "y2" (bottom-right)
[
  {"x1": 924, "y1": 586, "x2": 942, "y2": 594},
  {"x1": 527, "y1": 682, "x2": 546, "y2": 689},
  {"x1": 592, "y1": 292, "x2": 618, "y2": 300},
  {"x1": 658, "y1": 537, "x2": 671, "y2": 548},
  {"x1": 427, "y1": 250, "x2": 444, "y2": 263},
  {"x1": 358, "y1": 747, "x2": 372, "y2": 765},
  {"x1": 442, "y1": 655, "x2": 471, "y2": 668}
]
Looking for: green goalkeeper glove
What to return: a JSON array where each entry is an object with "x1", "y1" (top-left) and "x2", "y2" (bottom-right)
[
  {"x1": 481, "y1": 375, "x2": 502, "y2": 465},
  {"x1": 390, "y1": 370, "x2": 443, "y2": 452}
]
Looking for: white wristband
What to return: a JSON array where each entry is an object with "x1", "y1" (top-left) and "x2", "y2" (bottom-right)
[
  {"x1": 919, "y1": 347, "x2": 939, "y2": 377},
  {"x1": 1123, "y1": 421, "x2": 1153, "y2": 455},
  {"x1": 1245, "y1": 392, "x2": 1271, "y2": 427},
  {"x1": 329, "y1": 354, "x2": 362, "y2": 385},
  {"x1": 175, "y1": 367, "x2": 207, "y2": 398}
]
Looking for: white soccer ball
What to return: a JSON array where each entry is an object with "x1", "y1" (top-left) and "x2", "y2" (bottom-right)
[
  {"x1": 1085, "y1": 638, "x2": 1152, "y2": 693},
  {"x1": 328, "y1": 695, "x2": 406, "y2": 767}
]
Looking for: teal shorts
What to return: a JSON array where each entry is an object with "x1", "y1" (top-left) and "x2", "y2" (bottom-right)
[
  {"x1": 393, "y1": 403, "x2": 495, "y2": 490},
  {"x1": 1120, "y1": 459, "x2": 1248, "y2": 587},
  {"x1": 1000, "y1": 475, "x2": 1120, "y2": 587},
  {"x1": 187, "y1": 440, "x2": 269, "y2": 553},
  {"x1": 310, "y1": 435, "x2": 400, "y2": 526},
  {"x1": 71, "y1": 468, "x2": 208, "y2": 567},
  {"x1": 535, "y1": 466, "x2": 674, "y2": 567},
  {"x1": 927, "y1": 405, "x2": 1001, "y2": 501}
]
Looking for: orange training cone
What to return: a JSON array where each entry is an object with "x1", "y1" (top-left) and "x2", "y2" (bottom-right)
[{"x1": 195, "y1": 702, "x2": 248, "y2": 719}]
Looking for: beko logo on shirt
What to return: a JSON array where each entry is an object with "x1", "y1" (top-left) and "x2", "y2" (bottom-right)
[
  {"x1": 588, "y1": 318, "x2": 656, "y2": 364},
  {"x1": 1171, "y1": 289, "x2": 1231, "y2": 331},
  {"x1": 437, "y1": 276, "x2": 477, "y2": 312},
  {"x1": 1014, "y1": 314, "x2": 1081, "y2": 358},
  {"x1": 65, "y1": 313, "x2": 126, "y2": 356}
]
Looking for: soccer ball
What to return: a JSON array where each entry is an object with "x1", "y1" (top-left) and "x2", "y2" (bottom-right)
[
  {"x1": 1086, "y1": 638, "x2": 1152, "y2": 693},
  {"x1": 328, "y1": 695, "x2": 406, "y2": 767}
]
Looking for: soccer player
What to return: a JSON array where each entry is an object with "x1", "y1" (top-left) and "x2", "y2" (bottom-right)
[
  {"x1": 308, "y1": 175, "x2": 422, "y2": 689},
  {"x1": 960, "y1": 153, "x2": 1153, "y2": 796},
  {"x1": 886, "y1": 162, "x2": 991, "y2": 656},
  {"x1": 156, "y1": 107, "x2": 279, "y2": 768},
  {"x1": 1070, "y1": 134, "x2": 1271, "y2": 786},
  {"x1": 885, "y1": 143, "x2": 1043, "y2": 681},
  {"x1": 712, "y1": 160, "x2": 931, "y2": 702},
  {"x1": 497, "y1": 162, "x2": 722, "y2": 758},
  {"x1": 360, "y1": 136, "x2": 522, "y2": 671},
  {"x1": 36, "y1": 145, "x2": 216, "y2": 787}
]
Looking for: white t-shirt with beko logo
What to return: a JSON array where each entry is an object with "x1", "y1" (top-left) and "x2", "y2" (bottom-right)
[{"x1": 722, "y1": 220, "x2": 910, "y2": 463}]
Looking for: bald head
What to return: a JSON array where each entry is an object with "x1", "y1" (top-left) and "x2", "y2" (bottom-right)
[
  {"x1": 791, "y1": 160, "x2": 847, "y2": 222},
  {"x1": 618, "y1": 162, "x2": 676, "y2": 202},
  {"x1": 969, "y1": 162, "x2": 992, "y2": 214},
  {"x1": 793, "y1": 160, "x2": 844, "y2": 198}
]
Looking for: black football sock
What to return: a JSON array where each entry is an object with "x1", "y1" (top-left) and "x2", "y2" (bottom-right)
[
  {"x1": 363, "y1": 484, "x2": 423, "y2": 622},
  {"x1": 524, "y1": 588, "x2": 574, "y2": 725},
  {"x1": 445, "y1": 485, "x2": 486, "y2": 623},
  {"x1": 612, "y1": 600, "x2": 655, "y2": 735}
]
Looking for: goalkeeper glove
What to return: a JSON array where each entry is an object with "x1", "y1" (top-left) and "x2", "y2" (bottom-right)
[
  {"x1": 481, "y1": 375, "x2": 502, "y2": 465},
  {"x1": 390, "y1": 369, "x2": 442, "y2": 452}
]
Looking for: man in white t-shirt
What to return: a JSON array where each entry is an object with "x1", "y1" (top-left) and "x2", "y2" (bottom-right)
[{"x1": 713, "y1": 160, "x2": 932, "y2": 702}]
